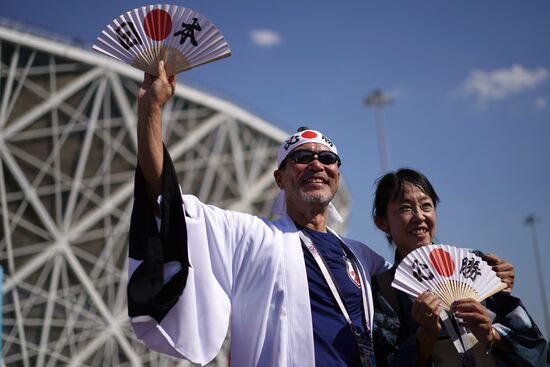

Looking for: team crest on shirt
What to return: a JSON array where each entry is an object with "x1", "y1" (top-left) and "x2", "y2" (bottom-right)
[{"x1": 344, "y1": 256, "x2": 361, "y2": 288}]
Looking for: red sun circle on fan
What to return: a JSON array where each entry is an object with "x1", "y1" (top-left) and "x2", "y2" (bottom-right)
[
  {"x1": 428, "y1": 248, "x2": 455, "y2": 277},
  {"x1": 144, "y1": 9, "x2": 173, "y2": 41},
  {"x1": 301, "y1": 131, "x2": 317, "y2": 139}
]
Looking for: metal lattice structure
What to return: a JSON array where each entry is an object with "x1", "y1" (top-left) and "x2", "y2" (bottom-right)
[{"x1": 0, "y1": 20, "x2": 351, "y2": 367}]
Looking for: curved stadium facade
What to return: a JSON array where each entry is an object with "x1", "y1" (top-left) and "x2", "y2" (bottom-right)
[{"x1": 0, "y1": 20, "x2": 351, "y2": 366}]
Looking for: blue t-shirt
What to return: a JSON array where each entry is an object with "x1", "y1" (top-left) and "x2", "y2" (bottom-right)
[{"x1": 301, "y1": 227, "x2": 367, "y2": 367}]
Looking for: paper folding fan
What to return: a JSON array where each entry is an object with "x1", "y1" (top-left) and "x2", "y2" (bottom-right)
[
  {"x1": 392, "y1": 244, "x2": 506, "y2": 310},
  {"x1": 92, "y1": 4, "x2": 231, "y2": 75}
]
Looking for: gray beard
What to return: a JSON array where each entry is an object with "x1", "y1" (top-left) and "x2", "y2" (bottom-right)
[{"x1": 298, "y1": 191, "x2": 333, "y2": 207}]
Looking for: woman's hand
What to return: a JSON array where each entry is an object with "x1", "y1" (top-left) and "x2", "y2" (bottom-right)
[
  {"x1": 411, "y1": 291, "x2": 442, "y2": 334},
  {"x1": 412, "y1": 291, "x2": 442, "y2": 365},
  {"x1": 483, "y1": 253, "x2": 514, "y2": 294},
  {"x1": 450, "y1": 298, "x2": 499, "y2": 345}
]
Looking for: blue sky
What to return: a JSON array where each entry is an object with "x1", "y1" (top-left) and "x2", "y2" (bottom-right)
[{"x1": 2, "y1": 0, "x2": 549, "y2": 338}]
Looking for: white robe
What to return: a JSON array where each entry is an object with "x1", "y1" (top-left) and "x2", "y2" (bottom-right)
[{"x1": 129, "y1": 194, "x2": 387, "y2": 366}]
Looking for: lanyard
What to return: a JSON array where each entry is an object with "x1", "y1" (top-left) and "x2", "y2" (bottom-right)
[
  {"x1": 299, "y1": 230, "x2": 376, "y2": 367},
  {"x1": 440, "y1": 311, "x2": 477, "y2": 367}
]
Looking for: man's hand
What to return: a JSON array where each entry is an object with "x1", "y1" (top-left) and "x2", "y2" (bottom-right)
[
  {"x1": 483, "y1": 253, "x2": 514, "y2": 294},
  {"x1": 138, "y1": 60, "x2": 176, "y2": 113}
]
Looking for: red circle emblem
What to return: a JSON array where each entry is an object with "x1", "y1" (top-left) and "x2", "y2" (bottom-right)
[
  {"x1": 301, "y1": 131, "x2": 317, "y2": 139},
  {"x1": 144, "y1": 9, "x2": 173, "y2": 41},
  {"x1": 428, "y1": 248, "x2": 455, "y2": 277}
]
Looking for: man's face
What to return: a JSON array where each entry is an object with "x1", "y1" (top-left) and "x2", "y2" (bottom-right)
[{"x1": 274, "y1": 142, "x2": 340, "y2": 212}]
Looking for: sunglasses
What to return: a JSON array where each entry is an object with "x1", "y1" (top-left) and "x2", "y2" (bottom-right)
[{"x1": 281, "y1": 150, "x2": 341, "y2": 168}]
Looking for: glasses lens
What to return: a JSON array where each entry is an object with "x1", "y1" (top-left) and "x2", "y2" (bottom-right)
[
  {"x1": 317, "y1": 151, "x2": 339, "y2": 165},
  {"x1": 292, "y1": 150, "x2": 315, "y2": 164},
  {"x1": 290, "y1": 150, "x2": 340, "y2": 166}
]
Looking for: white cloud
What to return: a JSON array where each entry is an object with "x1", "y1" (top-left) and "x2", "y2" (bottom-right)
[
  {"x1": 250, "y1": 29, "x2": 282, "y2": 47},
  {"x1": 535, "y1": 97, "x2": 547, "y2": 109},
  {"x1": 460, "y1": 64, "x2": 549, "y2": 105}
]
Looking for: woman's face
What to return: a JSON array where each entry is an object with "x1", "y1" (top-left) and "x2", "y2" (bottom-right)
[{"x1": 376, "y1": 181, "x2": 436, "y2": 258}]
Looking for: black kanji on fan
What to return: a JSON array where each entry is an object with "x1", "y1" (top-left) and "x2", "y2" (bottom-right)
[
  {"x1": 459, "y1": 257, "x2": 482, "y2": 281},
  {"x1": 411, "y1": 259, "x2": 434, "y2": 282},
  {"x1": 173, "y1": 18, "x2": 202, "y2": 46},
  {"x1": 116, "y1": 22, "x2": 143, "y2": 50}
]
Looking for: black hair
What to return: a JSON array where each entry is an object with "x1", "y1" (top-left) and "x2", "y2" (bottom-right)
[{"x1": 372, "y1": 168, "x2": 440, "y2": 234}]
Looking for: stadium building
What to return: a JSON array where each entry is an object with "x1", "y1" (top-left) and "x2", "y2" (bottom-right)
[{"x1": 0, "y1": 20, "x2": 351, "y2": 366}]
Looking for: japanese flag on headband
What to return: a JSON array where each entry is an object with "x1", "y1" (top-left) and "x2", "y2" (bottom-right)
[
  {"x1": 276, "y1": 129, "x2": 338, "y2": 168},
  {"x1": 272, "y1": 128, "x2": 343, "y2": 224}
]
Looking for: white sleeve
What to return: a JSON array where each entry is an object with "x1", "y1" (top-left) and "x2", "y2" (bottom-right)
[{"x1": 130, "y1": 194, "x2": 255, "y2": 365}]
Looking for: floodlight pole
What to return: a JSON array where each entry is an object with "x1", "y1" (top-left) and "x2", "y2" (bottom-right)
[
  {"x1": 1, "y1": 266, "x2": 3, "y2": 358},
  {"x1": 524, "y1": 214, "x2": 550, "y2": 337},
  {"x1": 365, "y1": 89, "x2": 392, "y2": 174}
]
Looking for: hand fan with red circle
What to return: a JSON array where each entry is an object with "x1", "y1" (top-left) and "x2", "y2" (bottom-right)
[
  {"x1": 92, "y1": 4, "x2": 231, "y2": 76},
  {"x1": 391, "y1": 244, "x2": 506, "y2": 310}
]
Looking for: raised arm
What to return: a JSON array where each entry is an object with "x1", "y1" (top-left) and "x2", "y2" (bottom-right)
[{"x1": 137, "y1": 61, "x2": 176, "y2": 204}]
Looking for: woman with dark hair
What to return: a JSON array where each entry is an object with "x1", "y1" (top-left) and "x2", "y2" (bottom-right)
[{"x1": 371, "y1": 168, "x2": 547, "y2": 367}]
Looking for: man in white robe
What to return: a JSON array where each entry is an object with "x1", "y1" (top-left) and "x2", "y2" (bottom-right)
[{"x1": 128, "y1": 61, "x2": 388, "y2": 366}]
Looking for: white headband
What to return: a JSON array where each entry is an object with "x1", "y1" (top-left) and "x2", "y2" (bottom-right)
[
  {"x1": 272, "y1": 128, "x2": 343, "y2": 224},
  {"x1": 277, "y1": 129, "x2": 338, "y2": 167}
]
